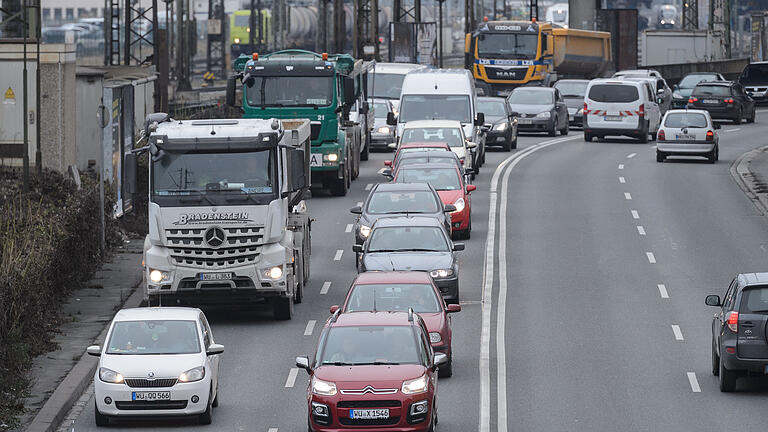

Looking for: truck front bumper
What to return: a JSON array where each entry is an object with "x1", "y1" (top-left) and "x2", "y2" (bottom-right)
[{"x1": 310, "y1": 142, "x2": 343, "y2": 172}]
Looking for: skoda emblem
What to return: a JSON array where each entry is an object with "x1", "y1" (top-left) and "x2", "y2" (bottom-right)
[
  {"x1": 147, "y1": 372, "x2": 155, "y2": 378},
  {"x1": 204, "y1": 227, "x2": 226, "y2": 248}
]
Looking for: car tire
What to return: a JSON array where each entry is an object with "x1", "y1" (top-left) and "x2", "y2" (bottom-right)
[
  {"x1": 502, "y1": 136, "x2": 512, "y2": 152},
  {"x1": 584, "y1": 132, "x2": 593, "y2": 142},
  {"x1": 94, "y1": 402, "x2": 109, "y2": 426},
  {"x1": 510, "y1": 134, "x2": 518, "y2": 149},
  {"x1": 656, "y1": 151, "x2": 665, "y2": 163},
  {"x1": 748, "y1": 108, "x2": 756, "y2": 123},
  {"x1": 198, "y1": 391, "x2": 213, "y2": 425},
  {"x1": 708, "y1": 147, "x2": 717, "y2": 164},
  {"x1": 560, "y1": 121, "x2": 569, "y2": 136},
  {"x1": 272, "y1": 295, "x2": 294, "y2": 320},
  {"x1": 735, "y1": 109, "x2": 743, "y2": 124},
  {"x1": 361, "y1": 132, "x2": 370, "y2": 161},
  {"x1": 548, "y1": 119, "x2": 557, "y2": 137},
  {"x1": 712, "y1": 342, "x2": 720, "y2": 376},
  {"x1": 719, "y1": 357, "x2": 737, "y2": 392},
  {"x1": 438, "y1": 354, "x2": 453, "y2": 378}
]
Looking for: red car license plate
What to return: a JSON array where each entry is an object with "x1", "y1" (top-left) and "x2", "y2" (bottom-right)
[{"x1": 350, "y1": 409, "x2": 389, "y2": 419}]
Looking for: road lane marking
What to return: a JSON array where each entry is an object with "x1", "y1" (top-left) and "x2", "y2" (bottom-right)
[
  {"x1": 284, "y1": 368, "x2": 299, "y2": 388},
  {"x1": 646, "y1": 252, "x2": 656, "y2": 263},
  {"x1": 619, "y1": 176, "x2": 626, "y2": 183},
  {"x1": 618, "y1": 164, "x2": 625, "y2": 169},
  {"x1": 672, "y1": 325, "x2": 684, "y2": 341},
  {"x1": 365, "y1": 183, "x2": 373, "y2": 190},
  {"x1": 724, "y1": 127, "x2": 741, "y2": 133},
  {"x1": 658, "y1": 284, "x2": 669, "y2": 298},
  {"x1": 345, "y1": 223, "x2": 353, "y2": 233},
  {"x1": 481, "y1": 134, "x2": 579, "y2": 432},
  {"x1": 627, "y1": 153, "x2": 636, "y2": 159},
  {"x1": 356, "y1": 201, "x2": 363, "y2": 207},
  {"x1": 624, "y1": 192, "x2": 632, "y2": 200},
  {"x1": 304, "y1": 320, "x2": 316, "y2": 336},
  {"x1": 631, "y1": 210, "x2": 640, "y2": 219},
  {"x1": 687, "y1": 372, "x2": 701, "y2": 392},
  {"x1": 333, "y1": 249, "x2": 343, "y2": 261},
  {"x1": 637, "y1": 225, "x2": 646, "y2": 235},
  {"x1": 268, "y1": 428, "x2": 278, "y2": 432},
  {"x1": 320, "y1": 281, "x2": 331, "y2": 295}
]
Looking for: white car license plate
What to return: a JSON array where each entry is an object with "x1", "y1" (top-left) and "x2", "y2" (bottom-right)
[
  {"x1": 703, "y1": 99, "x2": 719, "y2": 104},
  {"x1": 675, "y1": 134, "x2": 695, "y2": 141},
  {"x1": 569, "y1": 115, "x2": 574, "y2": 121},
  {"x1": 132, "y1": 391, "x2": 171, "y2": 401},
  {"x1": 350, "y1": 408, "x2": 389, "y2": 419},
  {"x1": 200, "y1": 272, "x2": 233, "y2": 281},
  {"x1": 309, "y1": 153, "x2": 323, "y2": 167},
  {"x1": 604, "y1": 115, "x2": 622, "y2": 121},
  {"x1": 517, "y1": 118, "x2": 532, "y2": 124}
]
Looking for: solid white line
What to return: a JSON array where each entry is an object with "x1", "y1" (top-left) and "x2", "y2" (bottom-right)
[
  {"x1": 365, "y1": 183, "x2": 373, "y2": 190},
  {"x1": 631, "y1": 210, "x2": 640, "y2": 220},
  {"x1": 333, "y1": 249, "x2": 343, "y2": 261},
  {"x1": 356, "y1": 201, "x2": 363, "y2": 207},
  {"x1": 646, "y1": 252, "x2": 656, "y2": 264},
  {"x1": 627, "y1": 153, "x2": 637, "y2": 159},
  {"x1": 637, "y1": 225, "x2": 646, "y2": 236},
  {"x1": 624, "y1": 192, "x2": 632, "y2": 200},
  {"x1": 724, "y1": 127, "x2": 742, "y2": 133},
  {"x1": 618, "y1": 164, "x2": 625, "y2": 170},
  {"x1": 619, "y1": 176, "x2": 626, "y2": 184},
  {"x1": 687, "y1": 372, "x2": 701, "y2": 392},
  {"x1": 658, "y1": 284, "x2": 669, "y2": 298},
  {"x1": 284, "y1": 368, "x2": 299, "y2": 388},
  {"x1": 345, "y1": 223, "x2": 353, "y2": 233},
  {"x1": 672, "y1": 325, "x2": 684, "y2": 341},
  {"x1": 320, "y1": 281, "x2": 331, "y2": 295},
  {"x1": 304, "y1": 320, "x2": 317, "y2": 336}
]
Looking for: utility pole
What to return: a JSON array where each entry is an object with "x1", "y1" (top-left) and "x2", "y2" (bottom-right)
[
  {"x1": 22, "y1": 0, "x2": 29, "y2": 192},
  {"x1": 354, "y1": 0, "x2": 379, "y2": 60},
  {"x1": 465, "y1": 0, "x2": 474, "y2": 33},
  {"x1": 683, "y1": 0, "x2": 699, "y2": 29},
  {"x1": 438, "y1": 0, "x2": 445, "y2": 67},
  {"x1": 333, "y1": 0, "x2": 345, "y2": 52},
  {"x1": 206, "y1": 0, "x2": 225, "y2": 73},
  {"x1": 34, "y1": 0, "x2": 41, "y2": 175},
  {"x1": 176, "y1": 0, "x2": 192, "y2": 91},
  {"x1": 709, "y1": 0, "x2": 731, "y2": 58},
  {"x1": 317, "y1": 0, "x2": 329, "y2": 52},
  {"x1": 530, "y1": 0, "x2": 538, "y2": 20}
]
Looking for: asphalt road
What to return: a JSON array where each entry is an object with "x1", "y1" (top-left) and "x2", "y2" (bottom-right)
[{"x1": 62, "y1": 111, "x2": 768, "y2": 432}]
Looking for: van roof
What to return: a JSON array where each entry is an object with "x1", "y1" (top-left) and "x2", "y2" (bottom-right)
[
  {"x1": 401, "y1": 69, "x2": 474, "y2": 94},
  {"x1": 589, "y1": 79, "x2": 643, "y2": 86},
  {"x1": 373, "y1": 63, "x2": 429, "y2": 74}
]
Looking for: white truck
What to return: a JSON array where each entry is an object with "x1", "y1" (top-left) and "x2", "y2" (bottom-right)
[{"x1": 126, "y1": 115, "x2": 312, "y2": 319}]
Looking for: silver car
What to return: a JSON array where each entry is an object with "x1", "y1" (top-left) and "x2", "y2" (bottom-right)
[
  {"x1": 656, "y1": 109, "x2": 720, "y2": 163},
  {"x1": 370, "y1": 98, "x2": 397, "y2": 150}
]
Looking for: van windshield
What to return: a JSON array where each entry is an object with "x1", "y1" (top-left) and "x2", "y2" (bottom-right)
[
  {"x1": 399, "y1": 95, "x2": 472, "y2": 123},
  {"x1": 588, "y1": 85, "x2": 639, "y2": 103}
]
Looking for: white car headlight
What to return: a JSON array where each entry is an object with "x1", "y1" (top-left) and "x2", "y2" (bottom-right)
[
  {"x1": 493, "y1": 122, "x2": 507, "y2": 131},
  {"x1": 149, "y1": 269, "x2": 170, "y2": 283},
  {"x1": 179, "y1": 366, "x2": 205, "y2": 383},
  {"x1": 430, "y1": 268, "x2": 454, "y2": 278},
  {"x1": 401, "y1": 374, "x2": 428, "y2": 394},
  {"x1": 359, "y1": 224, "x2": 371, "y2": 238},
  {"x1": 99, "y1": 367, "x2": 124, "y2": 384},
  {"x1": 536, "y1": 111, "x2": 551, "y2": 118},
  {"x1": 429, "y1": 332, "x2": 442, "y2": 343},
  {"x1": 377, "y1": 126, "x2": 391, "y2": 133},
  {"x1": 264, "y1": 266, "x2": 283, "y2": 280},
  {"x1": 312, "y1": 376, "x2": 338, "y2": 396},
  {"x1": 452, "y1": 197, "x2": 465, "y2": 213}
]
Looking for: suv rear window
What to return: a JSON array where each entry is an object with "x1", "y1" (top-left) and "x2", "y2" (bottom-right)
[
  {"x1": 588, "y1": 85, "x2": 639, "y2": 103},
  {"x1": 693, "y1": 85, "x2": 732, "y2": 97},
  {"x1": 740, "y1": 286, "x2": 768, "y2": 313}
]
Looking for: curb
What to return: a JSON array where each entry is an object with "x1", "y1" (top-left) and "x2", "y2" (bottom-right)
[
  {"x1": 25, "y1": 277, "x2": 144, "y2": 432},
  {"x1": 730, "y1": 145, "x2": 768, "y2": 217}
]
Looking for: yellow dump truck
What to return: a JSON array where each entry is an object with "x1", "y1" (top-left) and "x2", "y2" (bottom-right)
[{"x1": 465, "y1": 20, "x2": 611, "y2": 95}]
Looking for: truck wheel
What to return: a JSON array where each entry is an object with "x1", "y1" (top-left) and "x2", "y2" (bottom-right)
[
  {"x1": 361, "y1": 132, "x2": 370, "y2": 161},
  {"x1": 330, "y1": 166, "x2": 348, "y2": 196},
  {"x1": 294, "y1": 260, "x2": 304, "y2": 304},
  {"x1": 273, "y1": 295, "x2": 294, "y2": 320}
]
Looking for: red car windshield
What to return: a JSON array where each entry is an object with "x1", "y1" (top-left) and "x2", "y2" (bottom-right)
[
  {"x1": 318, "y1": 326, "x2": 422, "y2": 366},
  {"x1": 346, "y1": 283, "x2": 442, "y2": 313}
]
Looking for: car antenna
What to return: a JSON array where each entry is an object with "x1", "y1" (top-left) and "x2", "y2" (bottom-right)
[
  {"x1": 373, "y1": 286, "x2": 377, "y2": 312},
  {"x1": 408, "y1": 307, "x2": 414, "y2": 322}
]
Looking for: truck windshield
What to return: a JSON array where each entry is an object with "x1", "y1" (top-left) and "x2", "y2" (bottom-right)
[
  {"x1": 369, "y1": 73, "x2": 406, "y2": 99},
  {"x1": 245, "y1": 76, "x2": 333, "y2": 107},
  {"x1": 477, "y1": 33, "x2": 538, "y2": 59},
  {"x1": 399, "y1": 95, "x2": 471, "y2": 123},
  {"x1": 152, "y1": 149, "x2": 276, "y2": 205}
]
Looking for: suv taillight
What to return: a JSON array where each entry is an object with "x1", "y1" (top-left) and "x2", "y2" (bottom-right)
[
  {"x1": 724, "y1": 98, "x2": 734, "y2": 104},
  {"x1": 688, "y1": 97, "x2": 698, "y2": 104},
  {"x1": 706, "y1": 130, "x2": 714, "y2": 141},
  {"x1": 726, "y1": 311, "x2": 738, "y2": 333},
  {"x1": 657, "y1": 130, "x2": 665, "y2": 141}
]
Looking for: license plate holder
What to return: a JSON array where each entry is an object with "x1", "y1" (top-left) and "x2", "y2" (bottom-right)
[
  {"x1": 517, "y1": 118, "x2": 532, "y2": 124},
  {"x1": 675, "y1": 134, "x2": 695, "y2": 141},
  {"x1": 703, "y1": 99, "x2": 719, "y2": 104},
  {"x1": 350, "y1": 408, "x2": 390, "y2": 420},
  {"x1": 132, "y1": 391, "x2": 171, "y2": 401},
  {"x1": 310, "y1": 153, "x2": 323, "y2": 167},
  {"x1": 604, "y1": 115, "x2": 622, "y2": 122},
  {"x1": 200, "y1": 272, "x2": 233, "y2": 281}
]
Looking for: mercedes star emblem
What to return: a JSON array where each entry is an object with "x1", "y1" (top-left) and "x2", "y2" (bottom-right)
[{"x1": 204, "y1": 227, "x2": 226, "y2": 248}]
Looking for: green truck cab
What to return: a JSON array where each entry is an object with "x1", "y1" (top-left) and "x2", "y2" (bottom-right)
[{"x1": 228, "y1": 50, "x2": 372, "y2": 196}]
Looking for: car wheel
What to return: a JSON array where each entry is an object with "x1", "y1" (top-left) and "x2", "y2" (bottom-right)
[
  {"x1": 94, "y1": 401, "x2": 109, "y2": 426},
  {"x1": 735, "y1": 109, "x2": 743, "y2": 124},
  {"x1": 329, "y1": 166, "x2": 348, "y2": 196},
  {"x1": 438, "y1": 354, "x2": 453, "y2": 378},
  {"x1": 548, "y1": 119, "x2": 557, "y2": 137},
  {"x1": 656, "y1": 151, "x2": 665, "y2": 163},
  {"x1": 560, "y1": 121, "x2": 569, "y2": 136},
  {"x1": 719, "y1": 357, "x2": 737, "y2": 392},
  {"x1": 707, "y1": 147, "x2": 717, "y2": 164},
  {"x1": 712, "y1": 342, "x2": 720, "y2": 376},
  {"x1": 502, "y1": 135, "x2": 512, "y2": 152},
  {"x1": 584, "y1": 132, "x2": 593, "y2": 142},
  {"x1": 510, "y1": 134, "x2": 518, "y2": 149},
  {"x1": 198, "y1": 394, "x2": 213, "y2": 424},
  {"x1": 748, "y1": 108, "x2": 756, "y2": 123}
]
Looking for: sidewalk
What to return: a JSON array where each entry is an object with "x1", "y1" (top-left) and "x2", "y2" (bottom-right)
[
  {"x1": 732, "y1": 145, "x2": 768, "y2": 217},
  {"x1": 18, "y1": 238, "x2": 144, "y2": 432}
]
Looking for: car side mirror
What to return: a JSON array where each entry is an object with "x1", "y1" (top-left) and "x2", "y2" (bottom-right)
[
  {"x1": 474, "y1": 112, "x2": 485, "y2": 126},
  {"x1": 480, "y1": 125, "x2": 490, "y2": 133},
  {"x1": 386, "y1": 112, "x2": 397, "y2": 126},
  {"x1": 657, "y1": 88, "x2": 665, "y2": 95},
  {"x1": 673, "y1": 84, "x2": 679, "y2": 91},
  {"x1": 657, "y1": 98, "x2": 663, "y2": 104},
  {"x1": 446, "y1": 304, "x2": 461, "y2": 313},
  {"x1": 330, "y1": 305, "x2": 340, "y2": 314},
  {"x1": 86, "y1": 345, "x2": 101, "y2": 357},
  {"x1": 387, "y1": 143, "x2": 398, "y2": 149},
  {"x1": 465, "y1": 167, "x2": 476, "y2": 175},
  {"x1": 467, "y1": 141, "x2": 478, "y2": 149},
  {"x1": 443, "y1": 204, "x2": 457, "y2": 213},
  {"x1": 466, "y1": 184, "x2": 476, "y2": 193},
  {"x1": 381, "y1": 169, "x2": 393, "y2": 179},
  {"x1": 714, "y1": 123, "x2": 721, "y2": 130},
  {"x1": 509, "y1": 111, "x2": 519, "y2": 118},
  {"x1": 296, "y1": 356, "x2": 311, "y2": 373},
  {"x1": 350, "y1": 206, "x2": 362, "y2": 214},
  {"x1": 206, "y1": 343, "x2": 225, "y2": 356},
  {"x1": 433, "y1": 352, "x2": 448, "y2": 368},
  {"x1": 705, "y1": 295, "x2": 722, "y2": 307},
  {"x1": 453, "y1": 243, "x2": 465, "y2": 251},
  {"x1": 352, "y1": 244, "x2": 363, "y2": 253},
  {"x1": 384, "y1": 160, "x2": 392, "y2": 167}
]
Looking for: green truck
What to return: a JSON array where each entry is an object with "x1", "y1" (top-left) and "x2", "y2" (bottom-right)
[{"x1": 228, "y1": 50, "x2": 372, "y2": 196}]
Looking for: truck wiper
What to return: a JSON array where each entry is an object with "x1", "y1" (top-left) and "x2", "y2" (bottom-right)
[
  {"x1": 224, "y1": 194, "x2": 260, "y2": 204},
  {"x1": 175, "y1": 190, "x2": 215, "y2": 206}
]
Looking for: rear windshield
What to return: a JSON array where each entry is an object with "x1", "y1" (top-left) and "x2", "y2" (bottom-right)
[
  {"x1": 679, "y1": 74, "x2": 719, "y2": 88},
  {"x1": 664, "y1": 112, "x2": 708, "y2": 128},
  {"x1": 396, "y1": 167, "x2": 461, "y2": 190},
  {"x1": 693, "y1": 85, "x2": 732, "y2": 96},
  {"x1": 740, "y1": 287, "x2": 768, "y2": 313},
  {"x1": 588, "y1": 84, "x2": 639, "y2": 103},
  {"x1": 367, "y1": 191, "x2": 439, "y2": 214}
]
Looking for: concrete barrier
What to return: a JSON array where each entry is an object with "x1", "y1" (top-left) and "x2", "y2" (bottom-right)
[{"x1": 646, "y1": 58, "x2": 750, "y2": 85}]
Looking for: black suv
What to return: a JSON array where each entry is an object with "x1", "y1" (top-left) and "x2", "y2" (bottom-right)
[
  {"x1": 706, "y1": 273, "x2": 768, "y2": 392},
  {"x1": 687, "y1": 81, "x2": 756, "y2": 124}
]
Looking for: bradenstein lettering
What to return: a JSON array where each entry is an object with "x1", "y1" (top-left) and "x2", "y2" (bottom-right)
[{"x1": 177, "y1": 212, "x2": 250, "y2": 225}]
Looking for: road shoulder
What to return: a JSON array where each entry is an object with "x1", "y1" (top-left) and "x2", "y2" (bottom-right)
[{"x1": 731, "y1": 145, "x2": 768, "y2": 217}]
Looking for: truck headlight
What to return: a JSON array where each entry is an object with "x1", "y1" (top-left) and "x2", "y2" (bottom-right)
[
  {"x1": 401, "y1": 374, "x2": 428, "y2": 394},
  {"x1": 179, "y1": 366, "x2": 205, "y2": 383},
  {"x1": 452, "y1": 197, "x2": 465, "y2": 213},
  {"x1": 149, "y1": 269, "x2": 170, "y2": 283},
  {"x1": 324, "y1": 153, "x2": 339, "y2": 162},
  {"x1": 493, "y1": 122, "x2": 507, "y2": 131},
  {"x1": 99, "y1": 367, "x2": 124, "y2": 384},
  {"x1": 430, "y1": 269, "x2": 454, "y2": 278},
  {"x1": 359, "y1": 224, "x2": 371, "y2": 238},
  {"x1": 536, "y1": 111, "x2": 551, "y2": 118},
  {"x1": 312, "y1": 376, "x2": 337, "y2": 396},
  {"x1": 264, "y1": 266, "x2": 283, "y2": 280},
  {"x1": 233, "y1": 37, "x2": 241, "y2": 44}
]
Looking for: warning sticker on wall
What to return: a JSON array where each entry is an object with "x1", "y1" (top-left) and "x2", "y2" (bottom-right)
[{"x1": 3, "y1": 87, "x2": 15, "y2": 104}]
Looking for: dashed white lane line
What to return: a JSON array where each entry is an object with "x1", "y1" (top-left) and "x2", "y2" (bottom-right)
[
  {"x1": 627, "y1": 153, "x2": 637, "y2": 159},
  {"x1": 637, "y1": 225, "x2": 646, "y2": 236},
  {"x1": 334, "y1": 249, "x2": 344, "y2": 261},
  {"x1": 320, "y1": 281, "x2": 331, "y2": 295},
  {"x1": 624, "y1": 192, "x2": 632, "y2": 200},
  {"x1": 646, "y1": 252, "x2": 657, "y2": 264},
  {"x1": 356, "y1": 201, "x2": 363, "y2": 207},
  {"x1": 284, "y1": 368, "x2": 299, "y2": 388},
  {"x1": 631, "y1": 210, "x2": 640, "y2": 219},
  {"x1": 345, "y1": 223, "x2": 353, "y2": 233},
  {"x1": 304, "y1": 320, "x2": 317, "y2": 336},
  {"x1": 658, "y1": 284, "x2": 669, "y2": 298},
  {"x1": 618, "y1": 164, "x2": 625, "y2": 170},
  {"x1": 268, "y1": 428, "x2": 278, "y2": 432},
  {"x1": 724, "y1": 127, "x2": 741, "y2": 133},
  {"x1": 672, "y1": 325, "x2": 684, "y2": 341},
  {"x1": 365, "y1": 183, "x2": 373, "y2": 190},
  {"x1": 619, "y1": 176, "x2": 626, "y2": 183},
  {"x1": 687, "y1": 372, "x2": 701, "y2": 392}
]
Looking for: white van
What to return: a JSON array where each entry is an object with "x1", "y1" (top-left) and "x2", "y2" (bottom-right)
[
  {"x1": 583, "y1": 79, "x2": 661, "y2": 143},
  {"x1": 392, "y1": 69, "x2": 486, "y2": 170},
  {"x1": 369, "y1": 63, "x2": 428, "y2": 112}
]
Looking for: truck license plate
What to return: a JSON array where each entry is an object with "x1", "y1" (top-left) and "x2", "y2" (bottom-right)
[
  {"x1": 350, "y1": 409, "x2": 389, "y2": 419},
  {"x1": 310, "y1": 153, "x2": 323, "y2": 167},
  {"x1": 604, "y1": 115, "x2": 622, "y2": 121},
  {"x1": 200, "y1": 272, "x2": 233, "y2": 281},
  {"x1": 132, "y1": 391, "x2": 170, "y2": 401}
]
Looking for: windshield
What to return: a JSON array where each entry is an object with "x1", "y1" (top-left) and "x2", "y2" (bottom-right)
[
  {"x1": 664, "y1": 112, "x2": 708, "y2": 128},
  {"x1": 588, "y1": 84, "x2": 639, "y2": 103},
  {"x1": 399, "y1": 154, "x2": 457, "y2": 168},
  {"x1": 659, "y1": 7, "x2": 677, "y2": 18},
  {"x1": 401, "y1": 127, "x2": 464, "y2": 147},
  {"x1": 693, "y1": 85, "x2": 732, "y2": 96},
  {"x1": 152, "y1": 149, "x2": 275, "y2": 205},
  {"x1": 367, "y1": 191, "x2": 439, "y2": 214},
  {"x1": 319, "y1": 326, "x2": 421, "y2": 365},
  {"x1": 679, "y1": 74, "x2": 718, "y2": 89},
  {"x1": 106, "y1": 320, "x2": 200, "y2": 355},
  {"x1": 741, "y1": 64, "x2": 768, "y2": 85},
  {"x1": 347, "y1": 283, "x2": 441, "y2": 313},
  {"x1": 477, "y1": 100, "x2": 507, "y2": 116},
  {"x1": 368, "y1": 226, "x2": 449, "y2": 252},
  {"x1": 234, "y1": 15, "x2": 250, "y2": 27},
  {"x1": 369, "y1": 73, "x2": 406, "y2": 99},
  {"x1": 477, "y1": 33, "x2": 538, "y2": 59},
  {"x1": 508, "y1": 89, "x2": 553, "y2": 105},
  {"x1": 400, "y1": 147, "x2": 449, "y2": 154},
  {"x1": 740, "y1": 287, "x2": 768, "y2": 313},
  {"x1": 396, "y1": 167, "x2": 461, "y2": 190},
  {"x1": 373, "y1": 101, "x2": 390, "y2": 118},
  {"x1": 246, "y1": 76, "x2": 333, "y2": 107},
  {"x1": 554, "y1": 81, "x2": 588, "y2": 97},
  {"x1": 399, "y1": 95, "x2": 472, "y2": 123}
]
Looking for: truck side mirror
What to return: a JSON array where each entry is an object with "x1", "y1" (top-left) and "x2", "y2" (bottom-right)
[
  {"x1": 226, "y1": 76, "x2": 237, "y2": 107},
  {"x1": 474, "y1": 112, "x2": 485, "y2": 126},
  {"x1": 290, "y1": 149, "x2": 307, "y2": 191},
  {"x1": 360, "y1": 102, "x2": 369, "y2": 114},
  {"x1": 344, "y1": 77, "x2": 356, "y2": 106},
  {"x1": 123, "y1": 152, "x2": 137, "y2": 194},
  {"x1": 386, "y1": 112, "x2": 397, "y2": 126}
]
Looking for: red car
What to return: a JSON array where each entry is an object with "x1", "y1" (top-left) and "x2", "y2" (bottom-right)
[
  {"x1": 331, "y1": 271, "x2": 461, "y2": 377},
  {"x1": 386, "y1": 142, "x2": 452, "y2": 168},
  {"x1": 392, "y1": 162, "x2": 475, "y2": 239},
  {"x1": 296, "y1": 311, "x2": 447, "y2": 432}
]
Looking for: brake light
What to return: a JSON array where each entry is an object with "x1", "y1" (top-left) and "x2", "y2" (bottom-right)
[
  {"x1": 726, "y1": 311, "x2": 738, "y2": 333},
  {"x1": 638, "y1": 104, "x2": 644, "y2": 117},
  {"x1": 583, "y1": 102, "x2": 588, "y2": 112},
  {"x1": 688, "y1": 97, "x2": 698, "y2": 103},
  {"x1": 657, "y1": 129, "x2": 665, "y2": 141},
  {"x1": 724, "y1": 98, "x2": 734, "y2": 104},
  {"x1": 706, "y1": 130, "x2": 714, "y2": 141}
]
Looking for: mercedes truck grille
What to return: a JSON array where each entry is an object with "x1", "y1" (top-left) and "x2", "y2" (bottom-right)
[{"x1": 165, "y1": 226, "x2": 264, "y2": 268}]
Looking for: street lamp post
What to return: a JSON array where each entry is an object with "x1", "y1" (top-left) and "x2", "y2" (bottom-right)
[
  {"x1": 22, "y1": 0, "x2": 29, "y2": 192},
  {"x1": 438, "y1": 0, "x2": 444, "y2": 67}
]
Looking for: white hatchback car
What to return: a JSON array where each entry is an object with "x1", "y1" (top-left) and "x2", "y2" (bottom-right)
[
  {"x1": 87, "y1": 307, "x2": 223, "y2": 426},
  {"x1": 656, "y1": 109, "x2": 720, "y2": 163},
  {"x1": 397, "y1": 120, "x2": 476, "y2": 173}
]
